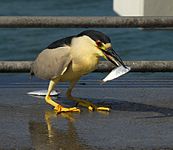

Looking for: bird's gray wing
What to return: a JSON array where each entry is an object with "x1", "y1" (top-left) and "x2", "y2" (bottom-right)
[{"x1": 31, "y1": 46, "x2": 72, "y2": 80}]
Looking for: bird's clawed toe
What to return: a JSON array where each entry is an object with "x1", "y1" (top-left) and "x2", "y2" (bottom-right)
[
  {"x1": 54, "y1": 105, "x2": 80, "y2": 114},
  {"x1": 89, "y1": 106, "x2": 110, "y2": 112},
  {"x1": 76, "y1": 101, "x2": 110, "y2": 112},
  {"x1": 96, "y1": 107, "x2": 110, "y2": 111}
]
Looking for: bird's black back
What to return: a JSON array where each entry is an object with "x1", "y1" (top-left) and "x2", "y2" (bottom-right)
[
  {"x1": 47, "y1": 30, "x2": 110, "y2": 49},
  {"x1": 47, "y1": 35, "x2": 75, "y2": 49}
]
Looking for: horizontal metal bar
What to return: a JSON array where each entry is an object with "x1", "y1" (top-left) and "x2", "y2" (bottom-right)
[
  {"x1": 96, "y1": 61, "x2": 173, "y2": 72},
  {"x1": 0, "y1": 61, "x2": 32, "y2": 73},
  {"x1": 0, "y1": 16, "x2": 173, "y2": 28},
  {"x1": 0, "y1": 61, "x2": 173, "y2": 73}
]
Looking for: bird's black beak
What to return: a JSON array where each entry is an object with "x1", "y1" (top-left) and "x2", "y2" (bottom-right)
[{"x1": 103, "y1": 47, "x2": 126, "y2": 67}]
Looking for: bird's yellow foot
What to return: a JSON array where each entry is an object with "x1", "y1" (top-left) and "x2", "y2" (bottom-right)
[
  {"x1": 54, "y1": 105, "x2": 80, "y2": 114},
  {"x1": 77, "y1": 101, "x2": 110, "y2": 112}
]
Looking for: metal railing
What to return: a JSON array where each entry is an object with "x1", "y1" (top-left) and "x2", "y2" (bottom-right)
[
  {"x1": 0, "y1": 16, "x2": 173, "y2": 72},
  {"x1": 0, "y1": 61, "x2": 173, "y2": 73},
  {"x1": 0, "y1": 16, "x2": 173, "y2": 28}
]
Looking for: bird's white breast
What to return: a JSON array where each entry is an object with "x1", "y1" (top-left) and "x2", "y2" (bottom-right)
[{"x1": 60, "y1": 35, "x2": 102, "y2": 82}]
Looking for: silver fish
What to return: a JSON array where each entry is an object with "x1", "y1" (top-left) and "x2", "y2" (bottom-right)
[
  {"x1": 103, "y1": 65, "x2": 131, "y2": 82},
  {"x1": 27, "y1": 89, "x2": 60, "y2": 96}
]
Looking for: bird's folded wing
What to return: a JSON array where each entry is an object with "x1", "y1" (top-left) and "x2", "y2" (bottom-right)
[{"x1": 31, "y1": 47, "x2": 72, "y2": 80}]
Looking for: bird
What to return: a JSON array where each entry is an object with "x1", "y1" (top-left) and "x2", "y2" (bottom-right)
[{"x1": 31, "y1": 30, "x2": 126, "y2": 113}]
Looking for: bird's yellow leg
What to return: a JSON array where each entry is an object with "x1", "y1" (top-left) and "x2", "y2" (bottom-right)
[
  {"x1": 66, "y1": 81, "x2": 110, "y2": 111},
  {"x1": 45, "y1": 79, "x2": 80, "y2": 114}
]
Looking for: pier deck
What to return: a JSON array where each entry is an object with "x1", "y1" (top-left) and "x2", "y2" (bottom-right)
[{"x1": 0, "y1": 73, "x2": 173, "y2": 150}]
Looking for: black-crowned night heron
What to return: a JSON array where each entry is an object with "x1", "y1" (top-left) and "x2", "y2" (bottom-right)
[{"x1": 31, "y1": 30, "x2": 126, "y2": 113}]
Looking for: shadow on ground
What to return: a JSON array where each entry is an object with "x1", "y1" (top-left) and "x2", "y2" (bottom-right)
[{"x1": 47, "y1": 95, "x2": 173, "y2": 118}]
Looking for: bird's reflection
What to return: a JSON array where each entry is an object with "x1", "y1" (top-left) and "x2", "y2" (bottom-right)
[{"x1": 29, "y1": 111, "x2": 90, "y2": 150}]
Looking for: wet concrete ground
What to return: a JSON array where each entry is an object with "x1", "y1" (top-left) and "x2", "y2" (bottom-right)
[{"x1": 1, "y1": 73, "x2": 173, "y2": 150}]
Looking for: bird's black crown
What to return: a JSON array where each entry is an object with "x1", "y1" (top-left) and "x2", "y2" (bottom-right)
[{"x1": 77, "y1": 30, "x2": 111, "y2": 44}]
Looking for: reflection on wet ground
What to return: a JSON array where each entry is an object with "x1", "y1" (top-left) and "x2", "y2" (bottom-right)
[{"x1": 29, "y1": 111, "x2": 91, "y2": 150}]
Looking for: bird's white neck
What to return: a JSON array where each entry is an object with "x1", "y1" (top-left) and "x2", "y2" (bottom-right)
[{"x1": 70, "y1": 36, "x2": 101, "y2": 73}]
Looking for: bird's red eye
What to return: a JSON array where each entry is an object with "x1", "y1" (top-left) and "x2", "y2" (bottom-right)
[{"x1": 96, "y1": 40, "x2": 102, "y2": 47}]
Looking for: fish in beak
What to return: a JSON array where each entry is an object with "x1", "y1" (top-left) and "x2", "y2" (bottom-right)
[
  {"x1": 102, "y1": 47, "x2": 131, "y2": 82},
  {"x1": 102, "y1": 47, "x2": 126, "y2": 68}
]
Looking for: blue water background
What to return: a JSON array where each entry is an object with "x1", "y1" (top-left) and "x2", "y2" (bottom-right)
[{"x1": 0, "y1": 0, "x2": 173, "y2": 62}]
